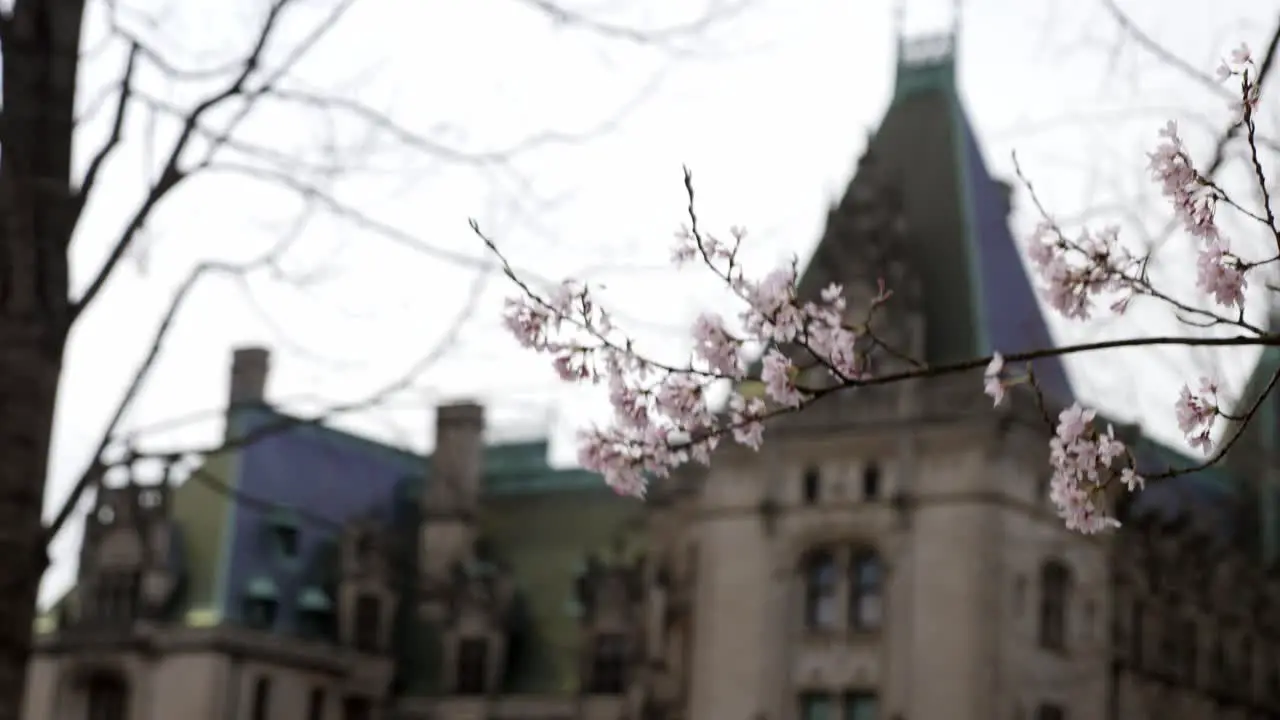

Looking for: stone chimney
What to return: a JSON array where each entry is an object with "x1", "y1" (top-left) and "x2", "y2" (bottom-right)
[
  {"x1": 427, "y1": 401, "x2": 485, "y2": 511},
  {"x1": 228, "y1": 346, "x2": 271, "y2": 409}
]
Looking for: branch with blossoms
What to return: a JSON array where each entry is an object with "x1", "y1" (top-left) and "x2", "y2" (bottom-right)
[{"x1": 477, "y1": 42, "x2": 1279, "y2": 535}]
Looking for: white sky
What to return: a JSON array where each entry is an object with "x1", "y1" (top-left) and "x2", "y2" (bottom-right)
[{"x1": 41, "y1": 0, "x2": 1280, "y2": 604}]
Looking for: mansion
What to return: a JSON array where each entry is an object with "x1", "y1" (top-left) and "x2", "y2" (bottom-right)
[{"x1": 24, "y1": 28, "x2": 1280, "y2": 720}]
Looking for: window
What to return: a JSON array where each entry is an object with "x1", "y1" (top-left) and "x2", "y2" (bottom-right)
[
  {"x1": 844, "y1": 692, "x2": 878, "y2": 720},
  {"x1": 307, "y1": 688, "x2": 326, "y2": 720},
  {"x1": 1039, "y1": 561, "x2": 1071, "y2": 651},
  {"x1": 803, "y1": 550, "x2": 838, "y2": 630},
  {"x1": 1183, "y1": 619, "x2": 1198, "y2": 682},
  {"x1": 1241, "y1": 636, "x2": 1255, "y2": 689},
  {"x1": 588, "y1": 633, "x2": 628, "y2": 694},
  {"x1": 1034, "y1": 704, "x2": 1064, "y2": 720},
  {"x1": 299, "y1": 608, "x2": 333, "y2": 640},
  {"x1": 250, "y1": 676, "x2": 271, "y2": 720},
  {"x1": 243, "y1": 598, "x2": 278, "y2": 630},
  {"x1": 85, "y1": 673, "x2": 128, "y2": 720},
  {"x1": 861, "y1": 463, "x2": 881, "y2": 500},
  {"x1": 94, "y1": 571, "x2": 140, "y2": 623},
  {"x1": 274, "y1": 524, "x2": 299, "y2": 560},
  {"x1": 849, "y1": 550, "x2": 884, "y2": 631},
  {"x1": 1210, "y1": 635, "x2": 1228, "y2": 688},
  {"x1": 802, "y1": 466, "x2": 821, "y2": 504},
  {"x1": 455, "y1": 637, "x2": 489, "y2": 695},
  {"x1": 353, "y1": 594, "x2": 381, "y2": 652},
  {"x1": 800, "y1": 693, "x2": 833, "y2": 720},
  {"x1": 355, "y1": 533, "x2": 375, "y2": 562},
  {"x1": 342, "y1": 695, "x2": 372, "y2": 720},
  {"x1": 1128, "y1": 599, "x2": 1145, "y2": 665}
]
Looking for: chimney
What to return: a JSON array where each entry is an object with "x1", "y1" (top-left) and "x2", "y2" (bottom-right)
[
  {"x1": 427, "y1": 401, "x2": 485, "y2": 511},
  {"x1": 228, "y1": 346, "x2": 271, "y2": 409}
]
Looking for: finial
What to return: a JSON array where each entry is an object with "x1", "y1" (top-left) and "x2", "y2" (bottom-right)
[{"x1": 893, "y1": 0, "x2": 905, "y2": 59}]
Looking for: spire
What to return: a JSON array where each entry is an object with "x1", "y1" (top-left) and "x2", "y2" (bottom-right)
[
  {"x1": 800, "y1": 12, "x2": 1073, "y2": 403},
  {"x1": 892, "y1": 0, "x2": 960, "y2": 101}
]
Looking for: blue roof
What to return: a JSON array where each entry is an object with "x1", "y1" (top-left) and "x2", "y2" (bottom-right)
[
  {"x1": 956, "y1": 115, "x2": 1074, "y2": 403},
  {"x1": 218, "y1": 408, "x2": 419, "y2": 631},
  {"x1": 210, "y1": 407, "x2": 615, "y2": 636}
]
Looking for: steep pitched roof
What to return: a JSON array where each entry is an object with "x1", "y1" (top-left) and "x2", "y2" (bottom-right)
[{"x1": 800, "y1": 33, "x2": 1073, "y2": 402}]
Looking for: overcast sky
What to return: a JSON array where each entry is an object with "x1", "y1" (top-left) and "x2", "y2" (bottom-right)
[{"x1": 40, "y1": 0, "x2": 1279, "y2": 603}]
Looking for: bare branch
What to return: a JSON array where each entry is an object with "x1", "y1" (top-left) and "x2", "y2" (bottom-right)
[
  {"x1": 1100, "y1": 0, "x2": 1236, "y2": 103},
  {"x1": 70, "y1": 40, "x2": 138, "y2": 229},
  {"x1": 45, "y1": 221, "x2": 309, "y2": 540},
  {"x1": 48, "y1": 256, "x2": 492, "y2": 543},
  {"x1": 514, "y1": 0, "x2": 750, "y2": 50},
  {"x1": 69, "y1": 0, "x2": 354, "y2": 325},
  {"x1": 1203, "y1": 14, "x2": 1280, "y2": 178}
]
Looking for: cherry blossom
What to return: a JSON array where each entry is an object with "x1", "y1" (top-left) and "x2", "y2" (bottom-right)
[
  {"x1": 1047, "y1": 404, "x2": 1138, "y2": 534},
  {"x1": 983, "y1": 352, "x2": 1006, "y2": 407},
  {"x1": 1174, "y1": 378, "x2": 1221, "y2": 454},
  {"x1": 487, "y1": 42, "x2": 1273, "y2": 534}
]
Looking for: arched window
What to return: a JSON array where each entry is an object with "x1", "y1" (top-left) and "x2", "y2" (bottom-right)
[
  {"x1": 803, "y1": 550, "x2": 838, "y2": 630},
  {"x1": 85, "y1": 672, "x2": 128, "y2": 720},
  {"x1": 861, "y1": 462, "x2": 881, "y2": 500},
  {"x1": 849, "y1": 549, "x2": 884, "y2": 630},
  {"x1": 802, "y1": 466, "x2": 821, "y2": 504},
  {"x1": 1039, "y1": 560, "x2": 1072, "y2": 651}
]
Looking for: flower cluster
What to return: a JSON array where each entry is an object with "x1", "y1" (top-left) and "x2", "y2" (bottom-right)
[
  {"x1": 1147, "y1": 121, "x2": 1247, "y2": 309},
  {"x1": 1025, "y1": 223, "x2": 1139, "y2": 319},
  {"x1": 1217, "y1": 43, "x2": 1261, "y2": 121},
  {"x1": 502, "y1": 226, "x2": 880, "y2": 496},
  {"x1": 1047, "y1": 404, "x2": 1142, "y2": 534},
  {"x1": 1174, "y1": 378, "x2": 1221, "y2": 454},
  {"x1": 492, "y1": 42, "x2": 1268, "y2": 534}
]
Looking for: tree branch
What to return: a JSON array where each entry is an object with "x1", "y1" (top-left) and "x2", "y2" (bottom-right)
[
  {"x1": 46, "y1": 252, "x2": 492, "y2": 543},
  {"x1": 514, "y1": 0, "x2": 750, "y2": 50},
  {"x1": 68, "y1": 0, "x2": 345, "y2": 325},
  {"x1": 45, "y1": 220, "x2": 310, "y2": 541},
  {"x1": 70, "y1": 40, "x2": 139, "y2": 231},
  {"x1": 1100, "y1": 0, "x2": 1237, "y2": 103}
]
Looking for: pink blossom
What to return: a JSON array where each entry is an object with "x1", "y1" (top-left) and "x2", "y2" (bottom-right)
[
  {"x1": 1025, "y1": 223, "x2": 1137, "y2": 320},
  {"x1": 1147, "y1": 121, "x2": 1220, "y2": 242},
  {"x1": 728, "y1": 393, "x2": 766, "y2": 450},
  {"x1": 762, "y1": 350, "x2": 803, "y2": 407},
  {"x1": 1195, "y1": 240, "x2": 1247, "y2": 310},
  {"x1": 692, "y1": 313, "x2": 743, "y2": 378},
  {"x1": 1046, "y1": 404, "x2": 1136, "y2": 534},
  {"x1": 983, "y1": 352, "x2": 1006, "y2": 406},
  {"x1": 1174, "y1": 378, "x2": 1220, "y2": 454},
  {"x1": 489, "y1": 41, "x2": 1266, "y2": 537}
]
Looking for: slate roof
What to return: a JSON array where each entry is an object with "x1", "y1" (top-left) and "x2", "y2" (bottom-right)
[
  {"x1": 798, "y1": 34, "x2": 1073, "y2": 403},
  {"x1": 162, "y1": 405, "x2": 641, "y2": 696}
]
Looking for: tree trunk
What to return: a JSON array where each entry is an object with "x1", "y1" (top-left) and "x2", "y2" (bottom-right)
[
  {"x1": 0, "y1": 0, "x2": 87, "y2": 717},
  {"x1": 0, "y1": 326, "x2": 60, "y2": 720}
]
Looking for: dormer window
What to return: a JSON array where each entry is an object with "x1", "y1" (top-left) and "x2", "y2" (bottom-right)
[
  {"x1": 297, "y1": 587, "x2": 333, "y2": 640},
  {"x1": 243, "y1": 576, "x2": 279, "y2": 630},
  {"x1": 96, "y1": 505, "x2": 116, "y2": 525},
  {"x1": 138, "y1": 489, "x2": 162, "y2": 510},
  {"x1": 455, "y1": 637, "x2": 489, "y2": 695},
  {"x1": 93, "y1": 571, "x2": 140, "y2": 624},
  {"x1": 267, "y1": 508, "x2": 301, "y2": 564},
  {"x1": 587, "y1": 633, "x2": 628, "y2": 694},
  {"x1": 352, "y1": 593, "x2": 381, "y2": 652}
]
